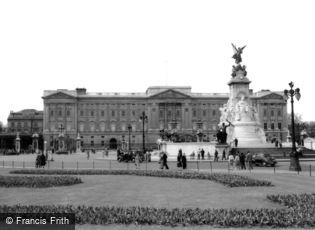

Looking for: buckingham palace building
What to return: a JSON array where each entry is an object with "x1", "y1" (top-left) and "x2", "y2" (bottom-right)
[{"x1": 42, "y1": 86, "x2": 288, "y2": 150}]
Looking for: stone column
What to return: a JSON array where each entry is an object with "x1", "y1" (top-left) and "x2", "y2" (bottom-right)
[
  {"x1": 15, "y1": 133, "x2": 21, "y2": 153},
  {"x1": 76, "y1": 133, "x2": 81, "y2": 153}
]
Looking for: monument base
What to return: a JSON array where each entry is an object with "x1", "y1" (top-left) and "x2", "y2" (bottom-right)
[
  {"x1": 215, "y1": 144, "x2": 230, "y2": 159},
  {"x1": 228, "y1": 121, "x2": 268, "y2": 148}
]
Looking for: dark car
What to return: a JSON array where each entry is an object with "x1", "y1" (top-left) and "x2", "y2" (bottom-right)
[{"x1": 252, "y1": 153, "x2": 277, "y2": 167}]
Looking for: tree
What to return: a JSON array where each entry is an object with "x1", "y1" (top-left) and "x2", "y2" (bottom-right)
[{"x1": 287, "y1": 113, "x2": 304, "y2": 145}]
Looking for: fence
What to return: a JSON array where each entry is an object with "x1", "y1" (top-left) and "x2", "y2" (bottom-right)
[{"x1": 0, "y1": 159, "x2": 314, "y2": 176}]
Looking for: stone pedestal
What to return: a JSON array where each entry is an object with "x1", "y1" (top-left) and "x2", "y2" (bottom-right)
[
  {"x1": 215, "y1": 144, "x2": 230, "y2": 159},
  {"x1": 15, "y1": 133, "x2": 21, "y2": 153}
]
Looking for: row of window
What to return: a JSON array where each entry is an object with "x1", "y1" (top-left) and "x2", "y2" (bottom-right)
[
  {"x1": 263, "y1": 123, "x2": 282, "y2": 130},
  {"x1": 263, "y1": 109, "x2": 282, "y2": 117},
  {"x1": 10, "y1": 121, "x2": 42, "y2": 128}
]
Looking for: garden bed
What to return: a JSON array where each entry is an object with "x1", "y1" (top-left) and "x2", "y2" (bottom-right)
[
  {"x1": 0, "y1": 175, "x2": 82, "y2": 188},
  {"x1": 0, "y1": 193, "x2": 314, "y2": 227},
  {"x1": 10, "y1": 169, "x2": 273, "y2": 187}
]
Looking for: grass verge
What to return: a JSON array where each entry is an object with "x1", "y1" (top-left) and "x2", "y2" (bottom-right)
[{"x1": 10, "y1": 169, "x2": 273, "y2": 187}]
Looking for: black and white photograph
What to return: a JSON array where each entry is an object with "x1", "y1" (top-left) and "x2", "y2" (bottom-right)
[{"x1": 0, "y1": 1, "x2": 315, "y2": 229}]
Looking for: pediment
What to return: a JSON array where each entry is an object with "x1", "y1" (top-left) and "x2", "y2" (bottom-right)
[
  {"x1": 150, "y1": 89, "x2": 190, "y2": 99},
  {"x1": 260, "y1": 93, "x2": 284, "y2": 100},
  {"x1": 44, "y1": 92, "x2": 76, "y2": 99}
]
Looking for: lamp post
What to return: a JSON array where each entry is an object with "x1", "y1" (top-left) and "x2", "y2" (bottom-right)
[
  {"x1": 284, "y1": 81, "x2": 301, "y2": 171},
  {"x1": 127, "y1": 124, "x2": 132, "y2": 151},
  {"x1": 139, "y1": 112, "x2": 148, "y2": 154}
]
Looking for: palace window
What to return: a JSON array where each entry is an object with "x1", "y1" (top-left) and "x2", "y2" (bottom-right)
[
  {"x1": 271, "y1": 123, "x2": 275, "y2": 130},
  {"x1": 121, "y1": 110, "x2": 125, "y2": 117},
  {"x1": 159, "y1": 110, "x2": 164, "y2": 117},
  {"x1": 203, "y1": 110, "x2": 206, "y2": 117},
  {"x1": 132, "y1": 110, "x2": 136, "y2": 116},
  {"x1": 100, "y1": 122, "x2": 106, "y2": 132},
  {"x1": 101, "y1": 141, "x2": 105, "y2": 146},
  {"x1": 90, "y1": 111, "x2": 94, "y2": 117},
  {"x1": 271, "y1": 110, "x2": 274, "y2": 117},
  {"x1": 278, "y1": 110, "x2": 282, "y2": 117},
  {"x1": 263, "y1": 109, "x2": 267, "y2": 117},
  {"x1": 91, "y1": 141, "x2": 94, "y2": 146},
  {"x1": 278, "y1": 123, "x2": 282, "y2": 130},
  {"x1": 50, "y1": 110, "x2": 54, "y2": 116},
  {"x1": 111, "y1": 111, "x2": 115, "y2": 117},
  {"x1": 193, "y1": 110, "x2": 196, "y2": 117},
  {"x1": 264, "y1": 123, "x2": 267, "y2": 130},
  {"x1": 212, "y1": 110, "x2": 216, "y2": 116},
  {"x1": 80, "y1": 110, "x2": 84, "y2": 116},
  {"x1": 101, "y1": 110, "x2": 105, "y2": 117},
  {"x1": 66, "y1": 110, "x2": 70, "y2": 117}
]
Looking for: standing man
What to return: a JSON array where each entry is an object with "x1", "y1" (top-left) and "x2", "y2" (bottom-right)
[
  {"x1": 161, "y1": 152, "x2": 169, "y2": 170},
  {"x1": 234, "y1": 138, "x2": 238, "y2": 147},
  {"x1": 246, "y1": 151, "x2": 253, "y2": 170}
]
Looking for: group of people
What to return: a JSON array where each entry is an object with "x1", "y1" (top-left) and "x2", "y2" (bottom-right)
[
  {"x1": 189, "y1": 148, "x2": 211, "y2": 160},
  {"x1": 177, "y1": 149, "x2": 187, "y2": 170},
  {"x1": 228, "y1": 151, "x2": 253, "y2": 170}
]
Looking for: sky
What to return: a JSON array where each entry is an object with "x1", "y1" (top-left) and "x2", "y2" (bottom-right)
[{"x1": 0, "y1": 0, "x2": 314, "y2": 125}]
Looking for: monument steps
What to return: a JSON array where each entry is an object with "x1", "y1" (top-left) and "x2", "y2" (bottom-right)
[{"x1": 232, "y1": 147, "x2": 315, "y2": 159}]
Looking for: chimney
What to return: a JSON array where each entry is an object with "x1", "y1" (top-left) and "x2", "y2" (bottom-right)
[{"x1": 76, "y1": 88, "x2": 87, "y2": 95}]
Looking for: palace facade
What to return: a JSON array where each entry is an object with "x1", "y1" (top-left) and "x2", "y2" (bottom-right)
[{"x1": 42, "y1": 86, "x2": 288, "y2": 150}]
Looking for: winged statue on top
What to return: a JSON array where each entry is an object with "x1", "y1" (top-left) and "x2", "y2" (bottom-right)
[{"x1": 232, "y1": 43, "x2": 246, "y2": 64}]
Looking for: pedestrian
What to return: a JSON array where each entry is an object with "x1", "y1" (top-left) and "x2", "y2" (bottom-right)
[
  {"x1": 228, "y1": 153, "x2": 234, "y2": 169},
  {"x1": 240, "y1": 152, "x2": 246, "y2": 170},
  {"x1": 234, "y1": 138, "x2": 238, "y2": 147},
  {"x1": 87, "y1": 150, "x2": 90, "y2": 160},
  {"x1": 201, "y1": 148, "x2": 205, "y2": 160},
  {"x1": 245, "y1": 151, "x2": 253, "y2": 170},
  {"x1": 105, "y1": 147, "x2": 109, "y2": 157},
  {"x1": 207, "y1": 151, "x2": 211, "y2": 160},
  {"x1": 214, "y1": 150, "x2": 219, "y2": 162},
  {"x1": 222, "y1": 150, "x2": 227, "y2": 160},
  {"x1": 177, "y1": 149, "x2": 183, "y2": 169},
  {"x1": 234, "y1": 152, "x2": 240, "y2": 170},
  {"x1": 135, "y1": 152, "x2": 140, "y2": 169},
  {"x1": 161, "y1": 152, "x2": 169, "y2": 170},
  {"x1": 182, "y1": 153, "x2": 187, "y2": 169}
]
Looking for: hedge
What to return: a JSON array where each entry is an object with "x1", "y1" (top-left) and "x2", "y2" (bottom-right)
[
  {"x1": 10, "y1": 169, "x2": 273, "y2": 187},
  {"x1": 0, "y1": 194, "x2": 315, "y2": 227},
  {"x1": 0, "y1": 175, "x2": 82, "y2": 188}
]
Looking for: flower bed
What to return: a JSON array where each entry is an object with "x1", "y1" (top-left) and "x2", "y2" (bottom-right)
[
  {"x1": 0, "y1": 175, "x2": 82, "y2": 188},
  {"x1": 10, "y1": 169, "x2": 273, "y2": 187},
  {"x1": 0, "y1": 193, "x2": 314, "y2": 228}
]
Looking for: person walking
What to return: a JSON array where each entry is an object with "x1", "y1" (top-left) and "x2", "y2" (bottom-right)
[
  {"x1": 161, "y1": 152, "x2": 169, "y2": 170},
  {"x1": 214, "y1": 150, "x2": 219, "y2": 162},
  {"x1": 201, "y1": 148, "x2": 205, "y2": 160},
  {"x1": 222, "y1": 150, "x2": 227, "y2": 161},
  {"x1": 246, "y1": 151, "x2": 253, "y2": 170},
  {"x1": 240, "y1": 152, "x2": 246, "y2": 170},
  {"x1": 234, "y1": 138, "x2": 238, "y2": 147},
  {"x1": 234, "y1": 153, "x2": 240, "y2": 170},
  {"x1": 182, "y1": 153, "x2": 187, "y2": 170},
  {"x1": 177, "y1": 149, "x2": 183, "y2": 169},
  {"x1": 135, "y1": 152, "x2": 140, "y2": 169},
  {"x1": 228, "y1": 153, "x2": 234, "y2": 169}
]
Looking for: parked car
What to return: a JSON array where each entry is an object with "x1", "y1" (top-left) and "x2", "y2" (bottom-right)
[{"x1": 252, "y1": 153, "x2": 277, "y2": 167}]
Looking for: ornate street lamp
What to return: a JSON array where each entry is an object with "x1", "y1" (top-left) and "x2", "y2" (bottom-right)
[
  {"x1": 284, "y1": 81, "x2": 301, "y2": 171},
  {"x1": 127, "y1": 124, "x2": 132, "y2": 151},
  {"x1": 139, "y1": 112, "x2": 148, "y2": 154}
]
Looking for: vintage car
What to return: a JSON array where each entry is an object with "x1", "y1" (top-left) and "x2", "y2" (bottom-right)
[{"x1": 252, "y1": 153, "x2": 277, "y2": 167}]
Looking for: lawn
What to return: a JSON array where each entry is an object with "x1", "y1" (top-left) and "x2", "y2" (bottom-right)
[{"x1": 0, "y1": 166, "x2": 315, "y2": 229}]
